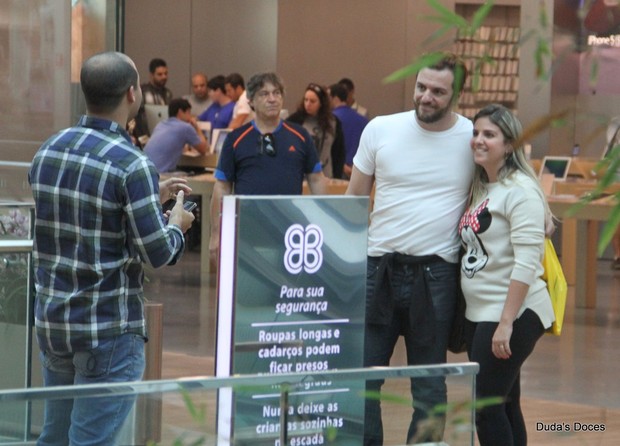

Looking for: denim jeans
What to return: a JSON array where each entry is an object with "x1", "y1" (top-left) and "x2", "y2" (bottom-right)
[
  {"x1": 364, "y1": 255, "x2": 458, "y2": 445},
  {"x1": 37, "y1": 333, "x2": 146, "y2": 446}
]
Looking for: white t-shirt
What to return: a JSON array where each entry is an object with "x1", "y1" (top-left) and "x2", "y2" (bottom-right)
[
  {"x1": 353, "y1": 110, "x2": 474, "y2": 262},
  {"x1": 233, "y1": 90, "x2": 253, "y2": 124}
]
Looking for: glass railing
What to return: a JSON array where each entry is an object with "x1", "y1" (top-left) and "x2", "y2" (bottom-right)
[
  {"x1": 0, "y1": 200, "x2": 478, "y2": 445},
  {"x1": 0, "y1": 363, "x2": 478, "y2": 446},
  {"x1": 0, "y1": 162, "x2": 32, "y2": 204},
  {"x1": 1, "y1": 202, "x2": 35, "y2": 444}
]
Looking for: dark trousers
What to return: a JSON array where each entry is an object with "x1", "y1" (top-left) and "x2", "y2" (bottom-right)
[
  {"x1": 464, "y1": 308, "x2": 545, "y2": 446},
  {"x1": 364, "y1": 255, "x2": 458, "y2": 445}
]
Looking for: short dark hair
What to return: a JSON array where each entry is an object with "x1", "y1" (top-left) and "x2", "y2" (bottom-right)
[
  {"x1": 338, "y1": 78, "x2": 354, "y2": 92},
  {"x1": 246, "y1": 72, "x2": 285, "y2": 102},
  {"x1": 225, "y1": 73, "x2": 245, "y2": 89},
  {"x1": 80, "y1": 51, "x2": 138, "y2": 114},
  {"x1": 329, "y1": 83, "x2": 348, "y2": 102},
  {"x1": 426, "y1": 52, "x2": 468, "y2": 98},
  {"x1": 149, "y1": 58, "x2": 167, "y2": 74},
  {"x1": 207, "y1": 75, "x2": 227, "y2": 94},
  {"x1": 168, "y1": 98, "x2": 191, "y2": 117}
]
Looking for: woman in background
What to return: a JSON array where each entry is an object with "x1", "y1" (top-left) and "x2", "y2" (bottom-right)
[
  {"x1": 287, "y1": 83, "x2": 345, "y2": 178},
  {"x1": 458, "y1": 104, "x2": 555, "y2": 446}
]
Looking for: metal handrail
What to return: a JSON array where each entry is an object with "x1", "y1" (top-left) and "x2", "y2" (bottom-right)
[
  {"x1": 0, "y1": 363, "x2": 479, "y2": 402},
  {"x1": 0, "y1": 240, "x2": 33, "y2": 253},
  {"x1": 0, "y1": 161, "x2": 31, "y2": 168}
]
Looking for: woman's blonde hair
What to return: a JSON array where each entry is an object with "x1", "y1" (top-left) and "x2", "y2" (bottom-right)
[{"x1": 470, "y1": 104, "x2": 553, "y2": 221}]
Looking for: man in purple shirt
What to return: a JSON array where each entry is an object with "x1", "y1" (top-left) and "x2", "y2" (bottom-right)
[
  {"x1": 329, "y1": 83, "x2": 369, "y2": 178},
  {"x1": 145, "y1": 98, "x2": 208, "y2": 172}
]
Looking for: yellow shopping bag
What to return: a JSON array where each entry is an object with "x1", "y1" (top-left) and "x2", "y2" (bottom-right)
[{"x1": 541, "y1": 238, "x2": 567, "y2": 335}]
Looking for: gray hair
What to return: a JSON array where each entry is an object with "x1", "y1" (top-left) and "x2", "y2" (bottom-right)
[{"x1": 246, "y1": 72, "x2": 285, "y2": 102}]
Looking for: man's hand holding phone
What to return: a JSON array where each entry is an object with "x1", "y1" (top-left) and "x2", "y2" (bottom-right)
[{"x1": 166, "y1": 190, "x2": 195, "y2": 233}]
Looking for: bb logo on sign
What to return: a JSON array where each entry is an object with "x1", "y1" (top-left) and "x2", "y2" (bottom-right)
[{"x1": 284, "y1": 224, "x2": 324, "y2": 274}]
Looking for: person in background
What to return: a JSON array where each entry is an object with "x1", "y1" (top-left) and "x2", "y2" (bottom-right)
[
  {"x1": 184, "y1": 72, "x2": 212, "y2": 117},
  {"x1": 28, "y1": 51, "x2": 195, "y2": 446},
  {"x1": 133, "y1": 57, "x2": 173, "y2": 144},
  {"x1": 225, "y1": 72, "x2": 253, "y2": 129},
  {"x1": 144, "y1": 98, "x2": 208, "y2": 173},
  {"x1": 198, "y1": 75, "x2": 234, "y2": 130},
  {"x1": 346, "y1": 52, "x2": 474, "y2": 445},
  {"x1": 209, "y1": 72, "x2": 327, "y2": 266},
  {"x1": 287, "y1": 83, "x2": 345, "y2": 178},
  {"x1": 142, "y1": 58, "x2": 172, "y2": 105},
  {"x1": 339, "y1": 77, "x2": 368, "y2": 118},
  {"x1": 329, "y1": 82, "x2": 369, "y2": 178},
  {"x1": 459, "y1": 104, "x2": 555, "y2": 446}
]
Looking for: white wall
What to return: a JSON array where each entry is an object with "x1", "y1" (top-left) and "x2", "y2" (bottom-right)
[{"x1": 276, "y1": 0, "x2": 410, "y2": 117}]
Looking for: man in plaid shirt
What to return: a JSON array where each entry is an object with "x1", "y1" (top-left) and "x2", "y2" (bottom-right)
[{"x1": 29, "y1": 51, "x2": 195, "y2": 446}]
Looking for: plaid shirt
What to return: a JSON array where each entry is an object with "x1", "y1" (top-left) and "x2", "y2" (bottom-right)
[{"x1": 29, "y1": 115, "x2": 185, "y2": 353}]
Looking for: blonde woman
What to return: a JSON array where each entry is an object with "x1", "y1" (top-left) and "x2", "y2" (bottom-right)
[{"x1": 459, "y1": 104, "x2": 555, "y2": 446}]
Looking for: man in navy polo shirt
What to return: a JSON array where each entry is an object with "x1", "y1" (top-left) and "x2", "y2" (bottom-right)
[{"x1": 209, "y1": 72, "x2": 327, "y2": 264}]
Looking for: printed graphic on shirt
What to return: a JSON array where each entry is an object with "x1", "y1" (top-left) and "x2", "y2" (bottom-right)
[{"x1": 459, "y1": 198, "x2": 492, "y2": 278}]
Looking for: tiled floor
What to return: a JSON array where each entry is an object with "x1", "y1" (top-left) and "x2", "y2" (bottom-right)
[{"x1": 145, "y1": 251, "x2": 620, "y2": 445}]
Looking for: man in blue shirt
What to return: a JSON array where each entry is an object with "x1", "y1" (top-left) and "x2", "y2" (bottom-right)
[
  {"x1": 329, "y1": 83, "x2": 369, "y2": 178},
  {"x1": 29, "y1": 51, "x2": 195, "y2": 446},
  {"x1": 198, "y1": 75, "x2": 234, "y2": 130},
  {"x1": 145, "y1": 98, "x2": 208, "y2": 172}
]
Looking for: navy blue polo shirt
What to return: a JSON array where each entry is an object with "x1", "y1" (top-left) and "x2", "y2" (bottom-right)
[{"x1": 214, "y1": 120, "x2": 322, "y2": 195}]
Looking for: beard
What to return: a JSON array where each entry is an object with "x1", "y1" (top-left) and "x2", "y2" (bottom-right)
[{"x1": 414, "y1": 100, "x2": 452, "y2": 124}]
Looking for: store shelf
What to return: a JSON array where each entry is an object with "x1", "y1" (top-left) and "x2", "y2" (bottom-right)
[{"x1": 453, "y1": 4, "x2": 520, "y2": 118}]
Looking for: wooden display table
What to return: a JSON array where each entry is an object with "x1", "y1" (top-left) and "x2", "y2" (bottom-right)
[
  {"x1": 302, "y1": 178, "x2": 349, "y2": 195},
  {"x1": 529, "y1": 157, "x2": 609, "y2": 181},
  {"x1": 177, "y1": 152, "x2": 218, "y2": 170},
  {"x1": 548, "y1": 193, "x2": 617, "y2": 309}
]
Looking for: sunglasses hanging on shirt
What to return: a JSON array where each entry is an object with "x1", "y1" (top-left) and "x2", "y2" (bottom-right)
[{"x1": 260, "y1": 133, "x2": 276, "y2": 157}]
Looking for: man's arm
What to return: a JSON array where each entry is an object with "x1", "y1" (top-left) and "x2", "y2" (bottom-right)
[
  {"x1": 228, "y1": 113, "x2": 250, "y2": 130},
  {"x1": 209, "y1": 180, "x2": 233, "y2": 265},
  {"x1": 189, "y1": 117, "x2": 208, "y2": 154},
  {"x1": 306, "y1": 172, "x2": 328, "y2": 195},
  {"x1": 346, "y1": 165, "x2": 374, "y2": 196}
]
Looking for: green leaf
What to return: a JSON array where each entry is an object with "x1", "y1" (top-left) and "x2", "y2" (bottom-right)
[
  {"x1": 539, "y1": 0, "x2": 549, "y2": 28},
  {"x1": 534, "y1": 38, "x2": 551, "y2": 78},
  {"x1": 598, "y1": 206, "x2": 620, "y2": 255},
  {"x1": 181, "y1": 389, "x2": 206, "y2": 423},
  {"x1": 567, "y1": 142, "x2": 620, "y2": 254},
  {"x1": 471, "y1": 1, "x2": 495, "y2": 31},
  {"x1": 419, "y1": 25, "x2": 457, "y2": 48},
  {"x1": 425, "y1": 0, "x2": 469, "y2": 28},
  {"x1": 421, "y1": 14, "x2": 466, "y2": 28},
  {"x1": 590, "y1": 58, "x2": 600, "y2": 88},
  {"x1": 551, "y1": 118, "x2": 568, "y2": 128},
  {"x1": 383, "y1": 52, "x2": 447, "y2": 84}
]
